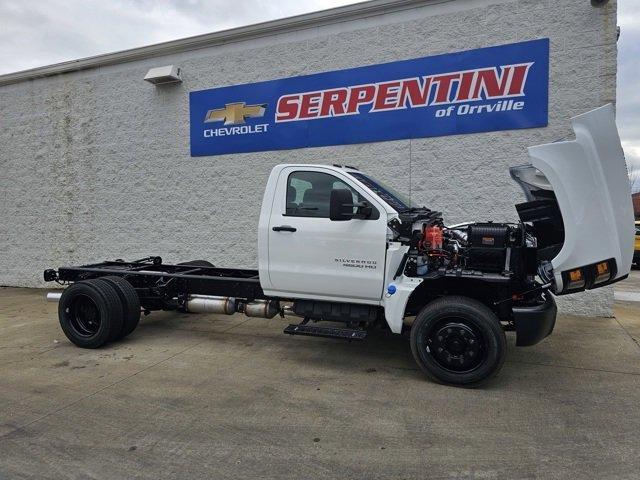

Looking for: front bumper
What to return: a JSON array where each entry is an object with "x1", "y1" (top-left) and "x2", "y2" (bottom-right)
[{"x1": 512, "y1": 293, "x2": 557, "y2": 347}]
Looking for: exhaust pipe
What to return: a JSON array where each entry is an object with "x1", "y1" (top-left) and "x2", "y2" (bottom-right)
[
  {"x1": 243, "y1": 300, "x2": 280, "y2": 319},
  {"x1": 50, "y1": 289, "x2": 281, "y2": 320},
  {"x1": 186, "y1": 295, "x2": 236, "y2": 315},
  {"x1": 185, "y1": 295, "x2": 280, "y2": 319},
  {"x1": 46, "y1": 292, "x2": 62, "y2": 302}
]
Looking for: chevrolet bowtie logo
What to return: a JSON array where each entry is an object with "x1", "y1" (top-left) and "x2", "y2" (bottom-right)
[{"x1": 204, "y1": 102, "x2": 267, "y2": 125}]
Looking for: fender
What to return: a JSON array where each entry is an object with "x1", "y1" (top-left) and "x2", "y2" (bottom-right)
[
  {"x1": 382, "y1": 275, "x2": 423, "y2": 333},
  {"x1": 381, "y1": 242, "x2": 423, "y2": 333}
]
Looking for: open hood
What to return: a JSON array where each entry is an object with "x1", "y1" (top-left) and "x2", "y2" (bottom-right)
[{"x1": 511, "y1": 104, "x2": 635, "y2": 294}]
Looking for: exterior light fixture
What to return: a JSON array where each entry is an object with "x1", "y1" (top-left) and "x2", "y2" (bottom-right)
[{"x1": 144, "y1": 65, "x2": 182, "y2": 85}]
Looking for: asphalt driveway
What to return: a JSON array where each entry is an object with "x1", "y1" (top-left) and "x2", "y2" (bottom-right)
[{"x1": 0, "y1": 287, "x2": 639, "y2": 479}]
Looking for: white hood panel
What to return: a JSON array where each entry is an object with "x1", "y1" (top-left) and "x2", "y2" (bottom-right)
[{"x1": 526, "y1": 104, "x2": 635, "y2": 291}]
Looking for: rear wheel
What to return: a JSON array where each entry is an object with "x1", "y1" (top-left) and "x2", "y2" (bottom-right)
[
  {"x1": 58, "y1": 280, "x2": 123, "y2": 348},
  {"x1": 410, "y1": 296, "x2": 506, "y2": 387},
  {"x1": 100, "y1": 276, "x2": 141, "y2": 340}
]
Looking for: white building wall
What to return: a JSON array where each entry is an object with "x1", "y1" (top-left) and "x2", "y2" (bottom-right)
[{"x1": 0, "y1": 0, "x2": 618, "y2": 315}]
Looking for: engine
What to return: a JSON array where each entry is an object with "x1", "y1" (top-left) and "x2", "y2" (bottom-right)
[{"x1": 388, "y1": 208, "x2": 537, "y2": 279}]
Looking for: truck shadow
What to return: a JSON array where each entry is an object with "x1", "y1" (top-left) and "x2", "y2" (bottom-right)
[
  {"x1": 132, "y1": 311, "x2": 526, "y2": 388},
  {"x1": 135, "y1": 311, "x2": 418, "y2": 371}
]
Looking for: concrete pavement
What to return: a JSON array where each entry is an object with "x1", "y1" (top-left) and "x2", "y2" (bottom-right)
[
  {"x1": 0, "y1": 286, "x2": 639, "y2": 480},
  {"x1": 614, "y1": 268, "x2": 640, "y2": 303}
]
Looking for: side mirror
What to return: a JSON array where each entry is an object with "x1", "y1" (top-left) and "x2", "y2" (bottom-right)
[
  {"x1": 330, "y1": 189, "x2": 373, "y2": 221},
  {"x1": 330, "y1": 189, "x2": 355, "y2": 221}
]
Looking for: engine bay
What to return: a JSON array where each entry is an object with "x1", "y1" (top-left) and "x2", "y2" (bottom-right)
[{"x1": 388, "y1": 208, "x2": 538, "y2": 282}]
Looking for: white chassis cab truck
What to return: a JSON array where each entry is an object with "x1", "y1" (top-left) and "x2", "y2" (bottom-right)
[{"x1": 44, "y1": 105, "x2": 635, "y2": 387}]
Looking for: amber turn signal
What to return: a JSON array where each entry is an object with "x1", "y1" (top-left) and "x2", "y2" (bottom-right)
[
  {"x1": 594, "y1": 261, "x2": 611, "y2": 284},
  {"x1": 567, "y1": 268, "x2": 586, "y2": 289}
]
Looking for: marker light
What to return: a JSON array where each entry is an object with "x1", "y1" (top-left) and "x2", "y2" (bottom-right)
[
  {"x1": 387, "y1": 284, "x2": 397, "y2": 295},
  {"x1": 567, "y1": 268, "x2": 585, "y2": 290},
  {"x1": 594, "y1": 261, "x2": 611, "y2": 284}
]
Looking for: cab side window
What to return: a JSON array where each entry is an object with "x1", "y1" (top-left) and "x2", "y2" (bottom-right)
[{"x1": 286, "y1": 171, "x2": 361, "y2": 218}]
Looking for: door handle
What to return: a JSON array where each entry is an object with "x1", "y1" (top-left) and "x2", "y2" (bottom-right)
[{"x1": 272, "y1": 225, "x2": 297, "y2": 232}]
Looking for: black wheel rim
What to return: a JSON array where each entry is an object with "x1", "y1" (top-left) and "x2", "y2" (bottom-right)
[
  {"x1": 424, "y1": 317, "x2": 485, "y2": 373},
  {"x1": 66, "y1": 294, "x2": 101, "y2": 337}
]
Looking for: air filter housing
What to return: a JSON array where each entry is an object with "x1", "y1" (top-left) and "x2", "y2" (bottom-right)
[{"x1": 467, "y1": 223, "x2": 510, "y2": 273}]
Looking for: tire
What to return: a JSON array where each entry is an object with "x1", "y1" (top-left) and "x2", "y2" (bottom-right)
[
  {"x1": 58, "y1": 280, "x2": 124, "y2": 348},
  {"x1": 178, "y1": 260, "x2": 214, "y2": 268},
  {"x1": 100, "y1": 276, "x2": 141, "y2": 340},
  {"x1": 410, "y1": 296, "x2": 506, "y2": 387}
]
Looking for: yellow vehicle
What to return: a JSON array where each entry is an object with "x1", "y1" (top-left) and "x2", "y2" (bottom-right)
[{"x1": 635, "y1": 221, "x2": 640, "y2": 266}]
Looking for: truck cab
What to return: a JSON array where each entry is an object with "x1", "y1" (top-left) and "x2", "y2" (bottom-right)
[{"x1": 258, "y1": 165, "x2": 390, "y2": 304}]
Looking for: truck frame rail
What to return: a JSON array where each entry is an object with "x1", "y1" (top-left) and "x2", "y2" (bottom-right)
[{"x1": 45, "y1": 256, "x2": 265, "y2": 302}]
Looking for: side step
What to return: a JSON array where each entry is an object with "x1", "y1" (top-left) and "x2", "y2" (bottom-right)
[{"x1": 284, "y1": 323, "x2": 367, "y2": 341}]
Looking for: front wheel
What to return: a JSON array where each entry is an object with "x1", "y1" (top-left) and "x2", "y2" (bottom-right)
[{"x1": 410, "y1": 296, "x2": 506, "y2": 387}]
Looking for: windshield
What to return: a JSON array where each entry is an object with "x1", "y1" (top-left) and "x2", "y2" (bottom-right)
[{"x1": 348, "y1": 172, "x2": 414, "y2": 211}]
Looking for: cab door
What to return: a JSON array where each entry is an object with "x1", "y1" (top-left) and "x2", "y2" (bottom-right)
[{"x1": 266, "y1": 166, "x2": 388, "y2": 303}]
